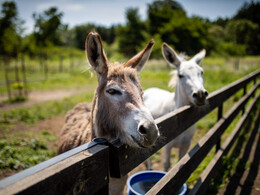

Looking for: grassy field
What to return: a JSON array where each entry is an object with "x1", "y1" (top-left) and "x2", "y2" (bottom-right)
[{"x1": 0, "y1": 54, "x2": 259, "y2": 190}]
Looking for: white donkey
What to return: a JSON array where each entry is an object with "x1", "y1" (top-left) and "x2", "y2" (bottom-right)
[{"x1": 144, "y1": 43, "x2": 208, "y2": 171}]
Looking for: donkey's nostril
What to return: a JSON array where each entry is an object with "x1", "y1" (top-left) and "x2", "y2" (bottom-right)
[
  {"x1": 192, "y1": 93, "x2": 198, "y2": 98},
  {"x1": 204, "y1": 91, "x2": 209, "y2": 97},
  {"x1": 138, "y1": 125, "x2": 147, "y2": 135}
]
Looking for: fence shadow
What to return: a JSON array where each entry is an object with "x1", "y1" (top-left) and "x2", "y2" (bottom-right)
[
  {"x1": 207, "y1": 105, "x2": 260, "y2": 195},
  {"x1": 223, "y1": 107, "x2": 260, "y2": 195}
]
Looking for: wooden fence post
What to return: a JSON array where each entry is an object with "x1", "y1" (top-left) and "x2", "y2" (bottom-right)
[
  {"x1": 14, "y1": 57, "x2": 23, "y2": 97},
  {"x1": 59, "y1": 55, "x2": 63, "y2": 72},
  {"x1": 216, "y1": 104, "x2": 223, "y2": 153},
  {"x1": 4, "y1": 58, "x2": 12, "y2": 100},
  {"x1": 70, "y1": 53, "x2": 74, "y2": 73},
  {"x1": 21, "y1": 55, "x2": 28, "y2": 97},
  {"x1": 44, "y1": 54, "x2": 48, "y2": 81},
  {"x1": 234, "y1": 57, "x2": 239, "y2": 71},
  {"x1": 14, "y1": 58, "x2": 20, "y2": 83}
]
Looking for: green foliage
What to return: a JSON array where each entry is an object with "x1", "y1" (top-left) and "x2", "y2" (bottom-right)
[
  {"x1": 215, "y1": 42, "x2": 246, "y2": 57},
  {"x1": 12, "y1": 82, "x2": 23, "y2": 90},
  {"x1": 147, "y1": 0, "x2": 185, "y2": 35},
  {"x1": 208, "y1": 25, "x2": 225, "y2": 41},
  {"x1": 2, "y1": 0, "x2": 260, "y2": 59},
  {"x1": 116, "y1": 8, "x2": 146, "y2": 57},
  {"x1": 160, "y1": 14, "x2": 212, "y2": 55},
  {"x1": 2, "y1": 96, "x2": 27, "y2": 103},
  {"x1": 72, "y1": 23, "x2": 116, "y2": 50},
  {"x1": 0, "y1": 138, "x2": 55, "y2": 171},
  {"x1": 234, "y1": 1, "x2": 260, "y2": 26},
  {"x1": 0, "y1": 1, "x2": 22, "y2": 58},
  {"x1": 225, "y1": 19, "x2": 260, "y2": 55},
  {"x1": 33, "y1": 7, "x2": 65, "y2": 47},
  {"x1": 146, "y1": 34, "x2": 163, "y2": 59},
  {"x1": 213, "y1": 17, "x2": 229, "y2": 28}
]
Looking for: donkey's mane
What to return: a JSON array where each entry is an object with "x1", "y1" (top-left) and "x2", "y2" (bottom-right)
[
  {"x1": 168, "y1": 70, "x2": 177, "y2": 89},
  {"x1": 178, "y1": 52, "x2": 189, "y2": 61}
]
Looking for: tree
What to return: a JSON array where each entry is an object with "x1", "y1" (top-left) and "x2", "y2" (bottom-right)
[
  {"x1": 159, "y1": 14, "x2": 212, "y2": 55},
  {"x1": 234, "y1": 2, "x2": 260, "y2": 27},
  {"x1": 213, "y1": 17, "x2": 229, "y2": 27},
  {"x1": 147, "y1": 0, "x2": 185, "y2": 35},
  {"x1": 0, "y1": 1, "x2": 25, "y2": 100},
  {"x1": 225, "y1": 19, "x2": 260, "y2": 55},
  {"x1": 73, "y1": 24, "x2": 96, "y2": 50},
  {"x1": 0, "y1": 1, "x2": 21, "y2": 57},
  {"x1": 72, "y1": 24, "x2": 116, "y2": 50},
  {"x1": 33, "y1": 7, "x2": 65, "y2": 47},
  {"x1": 117, "y1": 8, "x2": 146, "y2": 57}
]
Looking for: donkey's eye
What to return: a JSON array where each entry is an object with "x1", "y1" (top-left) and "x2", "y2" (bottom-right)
[
  {"x1": 178, "y1": 74, "x2": 184, "y2": 79},
  {"x1": 106, "y1": 89, "x2": 122, "y2": 95}
]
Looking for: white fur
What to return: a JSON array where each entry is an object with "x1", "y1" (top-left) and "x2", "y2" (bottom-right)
[
  {"x1": 121, "y1": 105, "x2": 160, "y2": 148},
  {"x1": 144, "y1": 45, "x2": 207, "y2": 171}
]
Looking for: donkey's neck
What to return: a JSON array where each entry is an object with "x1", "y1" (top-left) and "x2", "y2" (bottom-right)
[
  {"x1": 90, "y1": 92, "x2": 98, "y2": 140},
  {"x1": 174, "y1": 80, "x2": 190, "y2": 109},
  {"x1": 91, "y1": 92, "x2": 118, "y2": 141}
]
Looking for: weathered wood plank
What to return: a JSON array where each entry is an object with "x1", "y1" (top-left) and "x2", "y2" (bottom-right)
[
  {"x1": 109, "y1": 73, "x2": 260, "y2": 178},
  {"x1": 216, "y1": 104, "x2": 223, "y2": 152},
  {"x1": 188, "y1": 92, "x2": 260, "y2": 195},
  {"x1": 146, "y1": 85, "x2": 260, "y2": 194},
  {"x1": 0, "y1": 144, "x2": 109, "y2": 195}
]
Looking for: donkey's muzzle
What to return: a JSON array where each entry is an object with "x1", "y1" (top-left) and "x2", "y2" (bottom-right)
[
  {"x1": 192, "y1": 90, "x2": 208, "y2": 106},
  {"x1": 137, "y1": 121, "x2": 159, "y2": 147}
]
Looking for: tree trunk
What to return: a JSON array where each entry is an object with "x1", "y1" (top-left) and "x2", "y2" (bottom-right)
[
  {"x1": 59, "y1": 55, "x2": 63, "y2": 72},
  {"x1": 4, "y1": 58, "x2": 12, "y2": 100},
  {"x1": 234, "y1": 57, "x2": 240, "y2": 71},
  {"x1": 14, "y1": 57, "x2": 22, "y2": 96},
  {"x1": 44, "y1": 54, "x2": 48, "y2": 81},
  {"x1": 21, "y1": 55, "x2": 28, "y2": 96},
  {"x1": 70, "y1": 52, "x2": 74, "y2": 73}
]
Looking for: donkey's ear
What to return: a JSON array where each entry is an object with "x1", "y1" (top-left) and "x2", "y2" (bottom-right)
[
  {"x1": 124, "y1": 40, "x2": 154, "y2": 72},
  {"x1": 85, "y1": 32, "x2": 108, "y2": 75},
  {"x1": 162, "y1": 43, "x2": 181, "y2": 68},
  {"x1": 191, "y1": 49, "x2": 206, "y2": 64}
]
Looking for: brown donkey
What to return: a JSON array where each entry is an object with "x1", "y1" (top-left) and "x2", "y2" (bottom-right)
[{"x1": 57, "y1": 32, "x2": 159, "y2": 194}]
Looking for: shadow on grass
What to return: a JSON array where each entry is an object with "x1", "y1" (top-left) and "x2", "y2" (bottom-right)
[
  {"x1": 224, "y1": 108, "x2": 260, "y2": 195},
  {"x1": 207, "y1": 102, "x2": 260, "y2": 194}
]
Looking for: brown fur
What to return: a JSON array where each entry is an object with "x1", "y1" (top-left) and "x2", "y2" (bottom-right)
[
  {"x1": 57, "y1": 32, "x2": 156, "y2": 195},
  {"x1": 57, "y1": 64, "x2": 142, "y2": 154},
  {"x1": 57, "y1": 103, "x2": 92, "y2": 154}
]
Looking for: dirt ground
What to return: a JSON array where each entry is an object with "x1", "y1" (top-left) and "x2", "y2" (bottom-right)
[{"x1": 0, "y1": 89, "x2": 87, "y2": 111}]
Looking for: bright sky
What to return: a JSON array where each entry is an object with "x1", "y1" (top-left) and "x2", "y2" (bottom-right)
[{"x1": 1, "y1": 0, "x2": 258, "y2": 34}]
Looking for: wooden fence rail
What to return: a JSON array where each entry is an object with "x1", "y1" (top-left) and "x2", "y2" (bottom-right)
[
  {"x1": 147, "y1": 81, "x2": 260, "y2": 194},
  {"x1": 0, "y1": 69, "x2": 259, "y2": 195}
]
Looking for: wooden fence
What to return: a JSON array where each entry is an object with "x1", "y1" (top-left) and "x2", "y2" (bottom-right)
[{"x1": 0, "y1": 69, "x2": 259, "y2": 195}]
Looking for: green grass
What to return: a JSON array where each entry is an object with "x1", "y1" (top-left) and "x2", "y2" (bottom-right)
[
  {"x1": 0, "y1": 54, "x2": 259, "y2": 185},
  {"x1": 0, "y1": 130, "x2": 56, "y2": 173},
  {"x1": 207, "y1": 104, "x2": 259, "y2": 193}
]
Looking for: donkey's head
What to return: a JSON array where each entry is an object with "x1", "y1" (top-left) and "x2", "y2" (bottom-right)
[
  {"x1": 86, "y1": 32, "x2": 159, "y2": 148},
  {"x1": 162, "y1": 43, "x2": 208, "y2": 106}
]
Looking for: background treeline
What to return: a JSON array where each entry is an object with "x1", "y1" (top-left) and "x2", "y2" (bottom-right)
[{"x1": 1, "y1": 0, "x2": 260, "y2": 61}]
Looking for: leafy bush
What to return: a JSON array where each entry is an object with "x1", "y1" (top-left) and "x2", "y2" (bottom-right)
[{"x1": 0, "y1": 138, "x2": 55, "y2": 170}]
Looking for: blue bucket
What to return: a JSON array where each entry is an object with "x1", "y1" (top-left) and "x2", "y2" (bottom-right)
[{"x1": 127, "y1": 170, "x2": 187, "y2": 195}]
